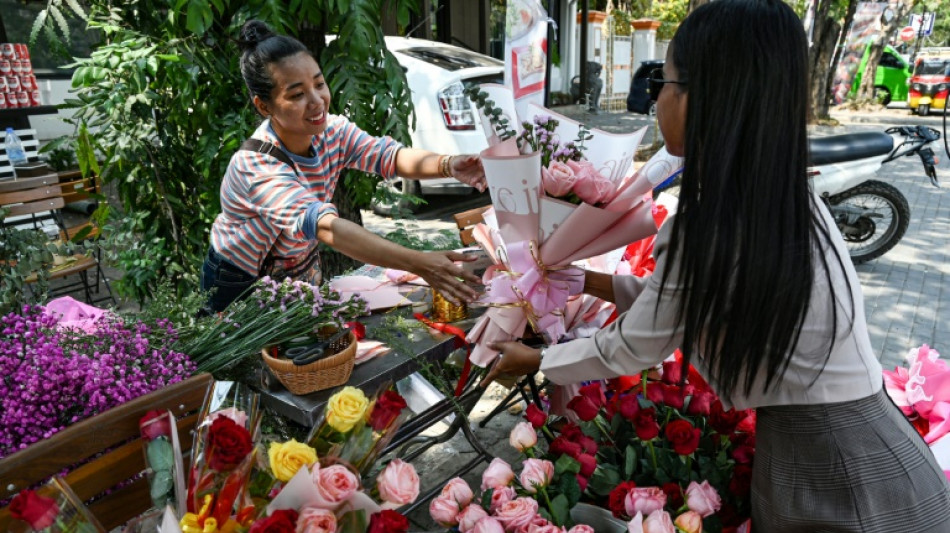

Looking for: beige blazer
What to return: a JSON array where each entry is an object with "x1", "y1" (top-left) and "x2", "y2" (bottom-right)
[{"x1": 541, "y1": 197, "x2": 883, "y2": 410}]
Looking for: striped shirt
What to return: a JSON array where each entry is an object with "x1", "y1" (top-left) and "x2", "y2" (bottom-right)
[{"x1": 209, "y1": 116, "x2": 402, "y2": 277}]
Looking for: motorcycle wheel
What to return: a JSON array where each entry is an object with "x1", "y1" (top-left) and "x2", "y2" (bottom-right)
[
  {"x1": 828, "y1": 180, "x2": 910, "y2": 265},
  {"x1": 920, "y1": 103, "x2": 931, "y2": 116}
]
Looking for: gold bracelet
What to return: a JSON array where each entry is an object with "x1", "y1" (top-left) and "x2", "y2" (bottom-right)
[{"x1": 440, "y1": 155, "x2": 453, "y2": 178}]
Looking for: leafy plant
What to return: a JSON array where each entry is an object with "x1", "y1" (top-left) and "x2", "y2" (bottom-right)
[{"x1": 33, "y1": 0, "x2": 419, "y2": 302}]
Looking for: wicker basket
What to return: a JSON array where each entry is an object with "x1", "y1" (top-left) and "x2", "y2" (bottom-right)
[{"x1": 262, "y1": 331, "x2": 357, "y2": 395}]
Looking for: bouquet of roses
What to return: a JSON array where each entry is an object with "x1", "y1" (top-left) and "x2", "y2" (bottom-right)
[
  {"x1": 462, "y1": 84, "x2": 684, "y2": 367},
  {"x1": 7, "y1": 477, "x2": 105, "y2": 533},
  {"x1": 183, "y1": 381, "x2": 261, "y2": 532},
  {"x1": 306, "y1": 386, "x2": 410, "y2": 476},
  {"x1": 533, "y1": 354, "x2": 755, "y2": 533},
  {"x1": 883, "y1": 344, "x2": 950, "y2": 480},
  {"x1": 140, "y1": 410, "x2": 187, "y2": 516},
  {"x1": 246, "y1": 439, "x2": 419, "y2": 533}
]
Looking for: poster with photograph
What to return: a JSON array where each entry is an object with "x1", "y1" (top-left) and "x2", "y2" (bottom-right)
[
  {"x1": 504, "y1": 0, "x2": 549, "y2": 118},
  {"x1": 830, "y1": 2, "x2": 887, "y2": 104}
]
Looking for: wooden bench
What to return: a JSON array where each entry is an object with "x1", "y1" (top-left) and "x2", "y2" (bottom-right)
[
  {"x1": 0, "y1": 373, "x2": 214, "y2": 532},
  {"x1": 452, "y1": 205, "x2": 491, "y2": 246}
]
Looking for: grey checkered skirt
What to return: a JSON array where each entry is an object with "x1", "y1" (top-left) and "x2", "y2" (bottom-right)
[{"x1": 752, "y1": 388, "x2": 950, "y2": 532}]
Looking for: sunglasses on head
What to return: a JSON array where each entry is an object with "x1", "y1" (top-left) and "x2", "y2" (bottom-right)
[{"x1": 649, "y1": 68, "x2": 687, "y2": 102}]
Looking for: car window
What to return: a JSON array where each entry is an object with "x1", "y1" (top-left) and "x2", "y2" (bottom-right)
[
  {"x1": 397, "y1": 47, "x2": 503, "y2": 71},
  {"x1": 879, "y1": 52, "x2": 905, "y2": 70},
  {"x1": 914, "y1": 60, "x2": 950, "y2": 76}
]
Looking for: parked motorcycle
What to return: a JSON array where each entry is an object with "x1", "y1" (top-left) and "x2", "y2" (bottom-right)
[{"x1": 809, "y1": 125, "x2": 941, "y2": 264}]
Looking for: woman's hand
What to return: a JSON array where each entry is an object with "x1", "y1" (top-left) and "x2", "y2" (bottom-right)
[
  {"x1": 413, "y1": 251, "x2": 481, "y2": 304},
  {"x1": 451, "y1": 155, "x2": 487, "y2": 192},
  {"x1": 480, "y1": 341, "x2": 542, "y2": 387}
]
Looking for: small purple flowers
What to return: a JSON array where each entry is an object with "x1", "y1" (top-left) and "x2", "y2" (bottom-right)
[{"x1": 0, "y1": 306, "x2": 195, "y2": 458}]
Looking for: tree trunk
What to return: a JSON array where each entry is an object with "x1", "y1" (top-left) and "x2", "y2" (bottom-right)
[{"x1": 856, "y1": 0, "x2": 913, "y2": 102}]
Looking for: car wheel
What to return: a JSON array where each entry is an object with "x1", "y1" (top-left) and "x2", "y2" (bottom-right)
[
  {"x1": 372, "y1": 178, "x2": 422, "y2": 217},
  {"x1": 873, "y1": 86, "x2": 891, "y2": 106},
  {"x1": 919, "y1": 103, "x2": 931, "y2": 116},
  {"x1": 648, "y1": 102, "x2": 657, "y2": 117}
]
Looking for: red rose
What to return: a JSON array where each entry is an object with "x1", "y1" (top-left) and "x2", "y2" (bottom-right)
[
  {"x1": 661, "y1": 360, "x2": 682, "y2": 384},
  {"x1": 732, "y1": 442, "x2": 755, "y2": 464},
  {"x1": 607, "y1": 481, "x2": 637, "y2": 518},
  {"x1": 525, "y1": 404, "x2": 547, "y2": 429},
  {"x1": 660, "y1": 384, "x2": 685, "y2": 410},
  {"x1": 633, "y1": 407, "x2": 660, "y2": 441},
  {"x1": 368, "y1": 510, "x2": 410, "y2": 533},
  {"x1": 729, "y1": 464, "x2": 753, "y2": 497},
  {"x1": 369, "y1": 390, "x2": 408, "y2": 431},
  {"x1": 207, "y1": 416, "x2": 253, "y2": 471},
  {"x1": 736, "y1": 410, "x2": 756, "y2": 434},
  {"x1": 10, "y1": 490, "x2": 59, "y2": 530},
  {"x1": 249, "y1": 509, "x2": 298, "y2": 533},
  {"x1": 664, "y1": 419, "x2": 701, "y2": 455},
  {"x1": 578, "y1": 382, "x2": 606, "y2": 409},
  {"x1": 560, "y1": 423, "x2": 583, "y2": 440},
  {"x1": 661, "y1": 482, "x2": 684, "y2": 510},
  {"x1": 686, "y1": 390, "x2": 714, "y2": 416},
  {"x1": 646, "y1": 382, "x2": 664, "y2": 404},
  {"x1": 577, "y1": 435, "x2": 598, "y2": 455},
  {"x1": 345, "y1": 321, "x2": 366, "y2": 340},
  {"x1": 140, "y1": 410, "x2": 173, "y2": 441},
  {"x1": 709, "y1": 401, "x2": 745, "y2": 434},
  {"x1": 618, "y1": 394, "x2": 640, "y2": 421},
  {"x1": 549, "y1": 435, "x2": 582, "y2": 459},
  {"x1": 575, "y1": 474, "x2": 589, "y2": 492},
  {"x1": 577, "y1": 453, "x2": 597, "y2": 477},
  {"x1": 567, "y1": 395, "x2": 600, "y2": 422}
]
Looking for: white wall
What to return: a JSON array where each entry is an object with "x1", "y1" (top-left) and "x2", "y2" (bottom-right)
[{"x1": 29, "y1": 77, "x2": 79, "y2": 142}]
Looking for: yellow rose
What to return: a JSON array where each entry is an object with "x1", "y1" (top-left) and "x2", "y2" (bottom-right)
[
  {"x1": 268, "y1": 439, "x2": 318, "y2": 482},
  {"x1": 326, "y1": 386, "x2": 370, "y2": 433}
]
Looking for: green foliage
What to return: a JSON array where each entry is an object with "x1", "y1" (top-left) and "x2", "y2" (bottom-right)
[
  {"x1": 33, "y1": 0, "x2": 418, "y2": 303},
  {"x1": 0, "y1": 210, "x2": 86, "y2": 315},
  {"x1": 651, "y1": 0, "x2": 689, "y2": 41}
]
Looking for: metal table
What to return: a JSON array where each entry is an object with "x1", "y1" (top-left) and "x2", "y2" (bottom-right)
[{"x1": 255, "y1": 307, "x2": 495, "y2": 513}]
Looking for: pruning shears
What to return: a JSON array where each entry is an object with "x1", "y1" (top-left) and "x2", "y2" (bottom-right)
[{"x1": 284, "y1": 328, "x2": 350, "y2": 365}]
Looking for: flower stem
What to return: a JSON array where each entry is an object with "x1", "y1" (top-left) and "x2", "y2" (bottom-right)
[{"x1": 648, "y1": 441, "x2": 657, "y2": 471}]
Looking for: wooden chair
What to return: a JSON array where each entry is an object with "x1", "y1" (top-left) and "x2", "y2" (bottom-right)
[
  {"x1": 0, "y1": 373, "x2": 214, "y2": 532},
  {"x1": 0, "y1": 172, "x2": 115, "y2": 306}
]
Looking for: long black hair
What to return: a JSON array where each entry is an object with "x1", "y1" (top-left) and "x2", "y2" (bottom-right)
[
  {"x1": 662, "y1": 0, "x2": 853, "y2": 396},
  {"x1": 237, "y1": 20, "x2": 310, "y2": 105}
]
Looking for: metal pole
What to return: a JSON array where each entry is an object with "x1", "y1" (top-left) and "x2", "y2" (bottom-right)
[
  {"x1": 580, "y1": 0, "x2": 589, "y2": 105},
  {"x1": 544, "y1": 0, "x2": 555, "y2": 106}
]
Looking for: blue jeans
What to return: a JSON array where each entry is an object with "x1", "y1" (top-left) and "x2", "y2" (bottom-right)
[{"x1": 200, "y1": 247, "x2": 257, "y2": 313}]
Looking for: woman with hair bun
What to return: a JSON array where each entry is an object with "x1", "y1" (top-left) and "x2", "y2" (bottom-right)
[
  {"x1": 482, "y1": 0, "x2": 950, "y2": 529},
  {"x1": 202, "y1": 20, "x2": 486, "y2": 313}
]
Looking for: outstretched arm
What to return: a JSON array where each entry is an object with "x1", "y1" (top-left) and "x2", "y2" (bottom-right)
[{"x1": 394, "y1": 148, "x2": 487, "y2": 192}]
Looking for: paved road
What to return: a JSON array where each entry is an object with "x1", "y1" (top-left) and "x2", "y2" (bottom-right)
[{"x1": 367, "y1": 105, "x2": 950, "y2": 369}]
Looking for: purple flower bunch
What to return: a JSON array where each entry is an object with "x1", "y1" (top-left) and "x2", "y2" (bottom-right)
[
  {"x1": 0, "y1": 305, "x2": 195, "y2": 458},
  {"x1": 517, "y1": 115, "x2": 585, "y2": 167}
]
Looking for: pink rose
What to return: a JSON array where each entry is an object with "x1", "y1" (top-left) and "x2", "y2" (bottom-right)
[
  {"x1": 311, "y1": 464, "x2": 359, "y2": 508},
  {"x1": 685, "y1": 481, "x2": 721, "y2": 518},
  {"x1": 457, "y1": 505, "x2": 489, "y2": 533},
  {"x1": 429, "y1": 496, "x2": 461, "y2": 526},
  {"x1": 542, "y1": 162, "x2": 577, "y2": 197},
  {"x1": 624, "y1": 487, "x2": 667, "y2": 517},
  {"x1": 519, "y1": 459, "x2": 554, "y2": 493},
  {"x1": 626, "y1": 512, "x2": 644, "y2": 533},
  {"x1": 209, "y1": 407, "x2": 248, "y2": 428},
  {"x1": 514, "y1": 515, "x2": 550, "y2": 533},
  {"x1": 530, "y1": 524, "x2": 565, "y2": 533},
  {"x1": 376, "y1": 459, "x2": 419, "y2": 507},
  {"x1": 481, "y1": 458, "x2": 516, "y2": 490},
  {"x1": 440, "y1": 477, "x2": 474, "y2": 507},
  {"x1": 566, "y1": 160, "x2": 615, "y2": 204},
  {"x1": 297, "y1": 506, "x2": 337, "y2": 533},
  {"x1": 473, "y1": 517, "x2": 506, "y2": 533},
  {"x1": 567, "y1": 525, "x2": 595, "y2": 533},
  {"x1": 673, "y1": 511, "x2": 702, "y2": 533},
  {"x1": 494, "y1": 497, "x2": 539, "y2": 531},
  {"x1": 509, "y1": 422, "x2": 538, "y2": 451},
  {"x1": 642, "y1": 510, "x2": 675, "y2": 533},
  {"x1": 489, "y1": 486, "x2": 517, "y2": 513}
]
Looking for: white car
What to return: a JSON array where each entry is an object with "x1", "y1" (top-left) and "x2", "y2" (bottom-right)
[{"x1": 378, "y1": 37, "x2": 504, "y2": 213}]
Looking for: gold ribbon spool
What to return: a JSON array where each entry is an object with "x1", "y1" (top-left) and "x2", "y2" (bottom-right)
[{"x1": 431, "y1": 288, "x2": 468, "y2": 322}]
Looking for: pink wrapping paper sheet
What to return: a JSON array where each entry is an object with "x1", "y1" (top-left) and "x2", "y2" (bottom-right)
[
  {"x1": 45, "y1": 296, "x2": 108, "y2": 333},
  {"x1": 329, "y1": 275, "x2": 411, "y2": 310},
  {"x1": 481, "y1": 138, "x2": 542, "y2": 245}
]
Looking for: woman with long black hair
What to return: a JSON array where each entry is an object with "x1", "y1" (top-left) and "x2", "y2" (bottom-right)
[{"x1": 482, "y1": 0, "x2": 950, "y2": 528}]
